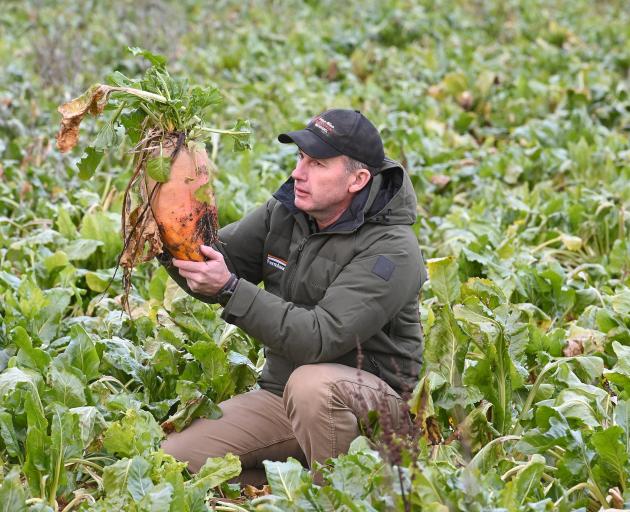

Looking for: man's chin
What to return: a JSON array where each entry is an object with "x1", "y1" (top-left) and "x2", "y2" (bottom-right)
[{"x1": 294, "y1": 198, "x2": 310, "y2": 211}]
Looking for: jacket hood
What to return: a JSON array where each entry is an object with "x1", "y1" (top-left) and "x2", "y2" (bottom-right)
[{"x1": 273, "y1": 157, "x2": 417, "y2": 232}]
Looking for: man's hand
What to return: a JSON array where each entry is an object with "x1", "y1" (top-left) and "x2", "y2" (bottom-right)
[{"x1": 172, "y1": 245, "x2": 231, "y2": 296}]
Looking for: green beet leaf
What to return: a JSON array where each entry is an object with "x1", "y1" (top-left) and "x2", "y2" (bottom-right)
[
  {"x1": 427, "y1": 256, "x2": 461, "y2": 304},
  {"x1": 324, "y1": 439, "x2": 384, "y2": 500},
  {"x1": 146, "y1": 156, "x2": 171, "y2": 183},
  {"x1": 0, "y1": 367, "x2": 41, "y2": 402},
  {"x1": 0, "y1": 411, "x2": 20, "y2": 458},
  {"x1": 188, "y1": 453, "x2": 241, "y2": 493},
  {"x1": 69, "y1": 406, "x2": 107, "y2": 448},
  {"x1": 63, "y1": 238, "x2": 103, "y2": 261},
  {"x1": 128, "y1": 46, "x2": 167, "y2": 67},
  {"x1": 148, "y1": 266, "x2": 170, "y2": 302},
  {"x1": 263, "y1": 458, "x2": 307, "y2": 502},
  {"x1": 93, "y1": 122, "x2": 117, "y2": 150},
  {"x1": 161, "y1": 395, "x2": 221, "y2": 433},
  {"x1": 151, "y1": 342, "x2": 180, "y2": 376},
  {"x1": 79, "y1": 211, "x2": 122, "y2": 266},
  {"x1": 43, "y1": 251, "x2": 70, "y2": 272},
  {"x1": 24, "y1": 390, "x2": 47, "y2": 432},
  {"x1": 605, "y1": 341, "x2": 630, "y2": 395},
  {"x1": 138, "y1": 482, "x2": 174, "y2": 512},
  {"x1": 499, "y1": 454, "x2": 545, "y2": 510},
  {"x1": 57, "y1": 325, "x2": 101, "y2": 382},
  {"x1": 424, "y1": 305, "x2": 468, "y2": 389},
  {"x1": 0, "y1": 468, "x2": 26, "y2": 512},
  {"x1": 77, "y1": 147, "x2": 104, "y2": 180},
  {"x1": 13, "y1": 326, "x2": 51, "y2": 373},
  {"x1": 23, "y1": 425, "x2": 49, "y2": 497},
  {"x1": 102, "y1": 456, "x2": 153, "y2": 502},
  {"x1": 591, "y1": 425, "x2": 628, "y2": 491},
  {"x1": 48, "y1": 407, "x2": 84, "y2": 497},
  {"x1": 615, "y1": 399, "x2": 630, "y2": 455},
  {"x1": 119, "y1": 108, "x2": 146, "y2": 145},
  {"x1": 48, "y1": 365, "x2": 87, "y2": 408},
  {"x1": 230, "y1": 119, "x2": 252, "y2": 151},
  {"x1": 516, "y1": 410, "x2": 571, "y2": 455},
  {"x1": 55, "y1": 207, "x2": 78, "y2": 239},
  {"x1": 103, "y1": 408, "x2": 164, "y2": 458},
  {"x1": 85, "y1": 270, "x2": 112, "y2": 292}
]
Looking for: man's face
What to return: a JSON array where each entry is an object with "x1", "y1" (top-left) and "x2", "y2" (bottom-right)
[{"x1": 291, "y1": 150, "x2": 357, "y2": 227}]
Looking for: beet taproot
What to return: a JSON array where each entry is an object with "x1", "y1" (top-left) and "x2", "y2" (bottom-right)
[{"x1": 145, "y1": 136, "x2": 218, "y2": 261}]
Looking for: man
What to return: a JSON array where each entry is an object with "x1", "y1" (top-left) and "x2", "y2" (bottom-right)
[{"x1": 161, "y1": 109, "x2": 426, "y2": 485}]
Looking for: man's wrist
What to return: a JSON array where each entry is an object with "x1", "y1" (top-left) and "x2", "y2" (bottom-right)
[{"x1": 217, "y1": 273, "x2": 239, "y2": 306}]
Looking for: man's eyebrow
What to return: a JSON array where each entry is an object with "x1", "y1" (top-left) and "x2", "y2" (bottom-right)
[{"x1": 297, "y1": 150, "x2": 326, "y2": 165}]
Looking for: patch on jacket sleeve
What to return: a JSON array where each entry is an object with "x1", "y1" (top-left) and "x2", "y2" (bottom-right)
[
  {"x1": 266, "y1": 254, "x2": 287, "y2": 271},
  {"x1": 371, "y1": 256, "x2": 395, "y2": 281}
]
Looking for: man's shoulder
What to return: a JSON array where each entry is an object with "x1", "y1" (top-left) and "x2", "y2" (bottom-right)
[
  {"x1": 266, "y1": 197, "x2": 297, "y2": 224},
  {"x1": 357, "y1": 221, "x2": 419, "y2": 250}
]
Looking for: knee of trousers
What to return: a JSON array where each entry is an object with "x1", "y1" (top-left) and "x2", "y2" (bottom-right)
[
  {"x1": 161, "y1": 434, "x2": 195, "y2": 470},
  {"x1": 283, "y1": 363, "x2": 346, "y2": 419}
]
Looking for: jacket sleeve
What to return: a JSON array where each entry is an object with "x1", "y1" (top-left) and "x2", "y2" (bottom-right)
[
  {"x1": 221, "y1": 234, "x2": 423, "y2": 364},
  {"x1": 157, "y1": 199, "x2": 275, "y2": 300}
]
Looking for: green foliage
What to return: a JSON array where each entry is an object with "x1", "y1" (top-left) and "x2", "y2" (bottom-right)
[{"x1": 1, "y1": 0, "x2": 629, "y2": 510}]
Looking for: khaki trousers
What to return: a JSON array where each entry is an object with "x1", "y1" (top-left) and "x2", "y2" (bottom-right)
[{"x1": 161, "y1": 363, "x2": 405, "y2": 485}]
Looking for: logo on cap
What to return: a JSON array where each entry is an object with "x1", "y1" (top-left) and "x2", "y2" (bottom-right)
[{"x1": 313, "y1": 116, "x2": 335, "y2": 136}]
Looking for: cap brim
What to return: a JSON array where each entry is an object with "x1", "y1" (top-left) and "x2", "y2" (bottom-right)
[{"x1": 278, "y1": 129, "x2": 342, "y2": 159}]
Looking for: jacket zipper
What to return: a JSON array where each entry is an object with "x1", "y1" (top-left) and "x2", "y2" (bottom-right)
[
  {"x1": 285, "y1": 223, "x2": 355, "y2": 301},
  {"x1": 287, "y1": 236, "x2": 309, "y2": 300}
]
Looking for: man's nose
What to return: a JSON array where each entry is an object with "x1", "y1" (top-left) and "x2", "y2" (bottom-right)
[{"x1": 292, "y1": 158, "x2": 307, "y2": 180}]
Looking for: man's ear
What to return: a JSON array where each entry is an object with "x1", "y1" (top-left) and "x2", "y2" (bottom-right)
[{"x1": 348, "y1": 169, "x2": 372, "y2": 193}]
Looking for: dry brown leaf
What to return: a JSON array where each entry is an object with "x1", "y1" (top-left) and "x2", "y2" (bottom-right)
[
  {"x1": 430, "y1": 174, "x2": 451, "y2": 188},
  {"x1": 243, "y1": 484, "x2": 271, "y2": 499},
  {"x1": 456, "y1": 158, "x2": 478, "y2": 168},
  {"x1": 56, "y1": 84, "x2": 115, "y2": 153},
  {"x1": 20, "y1": 181, "x2": 33, "y2": 199},
  {"x1": 425, "y1": 416, "x2": 443, "y2": 445},
  {"x1": 120, "y1": 203, "x2": 163, "y2": 269},
  {"x1": 56, "y1": 84, "x2": 166, "y2": 153},
  {"x1": 427, "y1": 85, "x2": 442, "y2": 98},
  {"x1": 563, "y1": 337, "x2": 584, "y2": 357},
  {"x1": 326, "y1": 60, "x2": 339, "y2": 81},
  {"x1": 458, "y1": 90, "x2": 474, "y2": 110}
]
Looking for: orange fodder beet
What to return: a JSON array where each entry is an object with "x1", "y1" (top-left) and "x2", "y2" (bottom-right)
[{"x1": 146, "y1": 140, "x2": 218, "y2": 261}]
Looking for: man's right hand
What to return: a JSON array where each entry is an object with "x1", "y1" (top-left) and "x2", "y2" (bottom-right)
[{"x1": 172, "y1": 245, "x2": 231, "y2": 296}]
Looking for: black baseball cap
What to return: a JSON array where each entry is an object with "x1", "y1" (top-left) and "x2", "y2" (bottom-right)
[{"x1": 278, "y1": 109, "x2": 385, "y2": 170}]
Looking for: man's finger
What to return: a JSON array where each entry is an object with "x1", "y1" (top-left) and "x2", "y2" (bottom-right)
[
  {"x1": 177, "y1": 269, "x2": 200, "y2": 280},
  {"x1": 172, "y1": 259, "x2": 206, "y2": 271},
  {"x1": 200, "y1": 245, "x2": 223, "y2": 260}
]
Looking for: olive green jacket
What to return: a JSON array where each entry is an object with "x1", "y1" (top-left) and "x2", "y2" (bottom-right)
[{"x1": 163, "y1": 158, "x2": 426, "y2": 396}]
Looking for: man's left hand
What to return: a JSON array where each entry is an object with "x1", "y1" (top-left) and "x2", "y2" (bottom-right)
[{"x1": 172, "y1": 245, "x2": 231, "y2": 296}]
